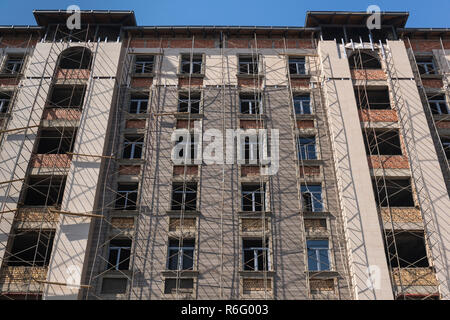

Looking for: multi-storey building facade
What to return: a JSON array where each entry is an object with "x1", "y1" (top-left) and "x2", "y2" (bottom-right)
[{"x1": 0, "y1": 10, "x2": 448, "y2": 300}]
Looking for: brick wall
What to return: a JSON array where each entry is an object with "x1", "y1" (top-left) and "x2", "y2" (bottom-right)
[
  {"x1": 55, "y1": 69, "x2": 90, "y2": 80},
  {"x1": 42, "y1": 108, "x2": 81, "y2": 121},
  {"x1": 368, "y1": 155, "x2": 410, "y2": 169},
  {"x1": 358, "y1": 109, "x2": 398, "y2": 122},
  {"x1": 30, "y1": 154, "x2": 71, "y2": 168},
  {"x1": 351, "y1": 69, "x2": 387, "y2": 80}
]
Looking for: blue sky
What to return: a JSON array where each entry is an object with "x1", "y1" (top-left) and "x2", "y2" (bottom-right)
[{"x1": 0, "y1": 0, "x2": 448, "y2": 28}]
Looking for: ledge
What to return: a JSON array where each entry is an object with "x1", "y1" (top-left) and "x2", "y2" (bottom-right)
[
  {"x1": 420, "y1": 74, "x2": 443, "y2": 80},
  {"x1": 0, "y1": 73, "x2": 21, "y2": 79},
  {"x1": 302, "y1": 211, "x2": 332, "y2": 218},
  {"x1": 297, "y1": 159, "x2": 324, "y2": 165},
  {"x1": 236, "y1": 73, "x2": 264, "y2": 79},
  {"x1": 238, "y1": 211, "x2": 272, "y2": 217},
  {"x1": 174, "y1": 113, "x2": 204, "y2": 120},
  {"x1": 308, "y1": 271, "x2": 340, "y2": 279},
  {"x1": 238, "y1": 114, "x2": 267, "y2": 120},
  {"x1": 161, "y1": 270, "x2": 199, "y2": 278},
  {"x1": 177, "y1": 73, "x2": 205, "y2": 79},
  {"x1": 289, "y1": 74, "x2": 311, "y2": 79},
  {"x1": 131, "y1": 73, "x2": 154, "y2": 78},
  {"x1": 239, "y1": 271, "x2": 275, "y2": 277},
  {"x1": 166, "y1": 210, "x2": 201, "y2": 217}
]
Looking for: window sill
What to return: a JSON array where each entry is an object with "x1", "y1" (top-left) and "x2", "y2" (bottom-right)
[
  {"x1": 289, "y1": 74, "x2": 311, "y2": 79},
  {"x1": 308, "y1": 271, "x2": 339, "y2": 279},
  {"x1": 131, "y1": 73, "x2": 154, "y2": 78},
  {"x1": 0, "y1": 73, "x2": 21, "y2": 78},
  {"x1": 174, "y1": 113, "x2": 204, "y2": 120},
  {"x1": 117, "y1": 159, "x2": 145, "y2": 165},
  {"x1": 166, "y1": 210, "x2": 201, "y2": 217},
  {"x1": 177, "y1": 73, "x2": 205, "y2": 79},
  {"x1": 125, "y1": 113, "x2": 150, "y2": 120},
  {"x1": 297, "y1": 159, "x2": 324, "y2": 165},
  {"x1": 238, "y1": 114, "x2": 266, "y2": 120},
  {"x1": 236, "y1": 73, "x2": 264, "y2": 79},
  {"x1": 238, "y1": 211, "x2": 272, "y2": 216},
  {"x1": 161, "y1": 270, "x2": 199, "y2": 277},
  {"x1": 302, "y1": 211, "x2": 332, "y2": 218},
  {"x1": 239, "y1": 271, "x2": 275, "y2": 277},
  {"x1": 294, "y1": 114, "x2": 316, "y2": 120},
  {"x1": 420, "y1": 73, "x2": 443, "y2": 79},
  {"x1": 432, "y1": 114, "x2": 450, "y2": 121}
]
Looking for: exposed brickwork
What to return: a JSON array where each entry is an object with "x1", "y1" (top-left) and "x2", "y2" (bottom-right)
[
  {"x1": 30, "y1": 154, "x2": 71, "y2": 168},
  {"x1": 296, "y1": 120, "x2": 314, "y2": 128},
  {"x1": 176, "y1": 119, "x2": 198, "y2": 129},
  {"x1": 237, "y1": 77, "x2": 262, "y2": 87},
  {"x1": 309, "y1": 279, "x2": 335, "y2": 291},
  {"x1": 131, "y1": 77, "x2": 153, "y2": 88},
  {"x1": 178, "y1": 77, "x2": 203, "y2": 87},
  {"x1": 111, "y1": 217, "x2": 135, "y2": 229},
  {"x1": 351, "y1": 69, "x2": 387, "y2": 80},
  {"x1": 290, "y1": 78, "x2": 310, "y2": 88},
  {"x1": 0, "y1": 267, "x2": 48, "y2": 283},
  {"x1": 299, "y1": 166, "x2": 320, "y2": 177},
  {"x1": 118, "y1": 165, "x2": 141, "y2": 175},
  {"x1": 42, "y1": 108, "x2": 81, "y2": 121},
  {"x1": 421, "y1": 78, "x2": 443, "y2": 89},
  {"x1": 55, "y1": 68, "x2": 90, "y2": 80},
  {"x1": 227, "y1": 38, "x2": 313, "y2": 49},
  {"x1": 392, "y1": 268, "x2": 438, "y2": 286},
  {"x1": 358, "y1": 109, "x2": 398, "y2": 122},
  {"x1": 406, "y1": 40, "x2": 450, "y2": 51},
  {"x1": 242, "y1": 278, "x2": 272, "y2": 292},
  {"x1": 15, "y1": 208, "x2": 59, "y2": 223},
  {"x1": 240, "y1": 166, "x2": 260, "y2": 177},
  {"x1": 168, "y1": 218, "x2": 196, "y2": 232},
  {"x1": 241, "y1": 219, "x2": 269, "y2": 232},
  {"x1": 0, "y1": 78, "x2": 19, "y2": 87},
  {"x1": 304, "y1": 219, "x2": 327, "y2": 232},
  {"x1": 435, "y1": 121, "x2": 450, "y2": 129},
  {"x1": 239, "y1": 120, "x2": 264, "y2": 129},
  {"x1": 380, "y1": 207, "x2": 422, "y2": 223},
  {"x1": 0, "y1": 37, "x2": 38, "y2": 48},
  {"x1": 368, "y1": 155, "x2": 410, "y2": 169},
  {"x1": 125, "y1": 119, "x2": 146, "y2": 129},
  {"x1": 173, "y1": 165, "x2": 198, "y2": 176}
]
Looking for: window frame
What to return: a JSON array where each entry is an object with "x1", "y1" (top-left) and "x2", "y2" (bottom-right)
[
  {"x1": 2, "y1": 55, "x2": 24, "y2": 74},
  {"x1": 123, "y1": 136, "x2": 144, "y2": 160},
  {"x1": 134, "y1": 55, "x2": 154, "y2": 74},
  {"x1": 307, "y1": 239, "x2": 331, "y2": 271},
  {"x1": 167, "y1": 238, "x2": 196, "y2": 271},
  {"x1": 178, "y1": 91, "x2": 201, "y2": 113},
  {"x1": 180, "y1": 54, "x2": 203, "y2": 75},
  {"x1": 297, "y1": 136, "x2": 317, "y2": 160},
  {"x1": 289, "y1": 57, "x2": 306, "y2": 75},
  {"x1": 241, "y1": 184, "x2": 266, "y2": 212},
  {"x1": 428, "y1": 96, "x2": 449, "y2": 115},
  {"x1": 242, "y1": 238, "x2": 270, "y2": 271},
  {"x1": 293, "y1": 95, "x2": 312, "y2": 114},
  {"x1": 107, "y1": 240, "x2": 131, "y2": 271},
  {"x1": 301, "y1": 185, "x2": 324, "y2": 212},
  {"x1": 240, "y1": 94, "x2": 262, "y2": 115},
  {"x1": 238, "y1": 56, "x2": 259, "y2": 75},
  {"x1": 115, "y1": 184, "x2": 138, "y2": 210},
  {"x1": 416, "y1": 56, "x2": 437, "y2": 75},
  {"x1": 171, "y1": 183, "x2": 198, "y2": 211},
  {"x1": 129, "y1": 97, "x2": 149, "y2": 114}
]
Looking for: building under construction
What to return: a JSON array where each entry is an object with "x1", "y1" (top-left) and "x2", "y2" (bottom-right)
[{"x1": 0, "y1": 10, "x2": 449, "y2": 300}]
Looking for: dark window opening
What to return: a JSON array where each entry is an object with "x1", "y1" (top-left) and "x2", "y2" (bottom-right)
[
  {"x1": 242, "y1": 184, "x2": 265, "y2": 212},
  {"x1": 354, "y1": 87, "x2": 391, "y2": 109},
  {"x1": 243, "y1": 238, "x2": 269, "y2": 271},
  {"x1": 129, "y1": 93, "x2": 149, "y2": 114},
  {"x1": 239, "y1": 56, "x2": 258, "y2": 75},
  {"x1": 171, "y1": 183, "x2": 197, "y2": 211},
  {"x1": 181, "y1": 54, "x2": 203, "y2": 74},
  {"x1": 123, "y1": 136, "x2": 144, "y2": 159},
  {"x1": 289, "y1": 57, "x2": 306, "y2": 75},
  {"x1": 167, "y1": 238, "x2": 195, "y2": 270},
  {"x1": 7, "y1": 231, "x2": 55, "y2": 267},
  {"x1": 386, "y1": 231, "x2": 429, "y2": 268},
  {"x1": 101, "y1": 278, "x2": 127, "y2": 294},
  {"x1": 346, "y1": 27, "x2": 371, "y2": 43},
  {"x1": 363, "y1": 129, "x2": 402, "y2": 155},
  {"x1": 373, "y1": 179, "x2": 414, "y2": 207},
  {"x1": 416, "y1": 56, "x2": 437, "y2": 75},
  {"x1": 178, "y1": 92, "x2": 201, "y2": 113},
  {"x1": 48, "y1": 86, "x2": 86, "y2": 108},
  {"x1": 240, "y1": 93, "x2": 261, "y2": 114},
  {"x1": 441, "y1": 137, "x2": 450, "y2": 159},
  {"x1": 176, "y1": 135, "x2": 198, "y2": 162},
  {"x1": 349, "y1": 52, "x2": 382, "y2": 69},
  {"x1": 115, "y1": 183, "x2": 138, "y2": 210},
  {"x1": 164, "y1": 278, "x2": 194, "y2": 294},
  {"x1": 134, "y1": 55, "x2": 154, "y2": 74},
  {"x1": 2, "y1": 55, "x2": 25, "y2": 74},
  {"x1": 35, "y1": 129, "x2": 77, "y2": 154},
  {"x1": 23, "y1": 177, "x2": 66, "y2": 207},
  {"x1": 428, "y1": 95, "x2": 448, "y2": 115},
  {"x1": 58, "y1": 47, "x2": 92, "y2": 69},
  {"x1": 0, "y1": 92, "x2": 12, "y2": 113},
  {"x1": 107, "y1": 239, "x2": 131, "y2": 271}
]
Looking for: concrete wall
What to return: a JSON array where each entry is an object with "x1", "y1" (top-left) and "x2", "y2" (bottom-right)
[
  {"x1": 318, "y1": 40, "x2": 393, "y2": 300},
  {"x1": 387, "y1": 40, "x2": 450, "y2": 299},
  {"x1": 44, "y1": 42, "x2": 122, "y2": 299}
]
